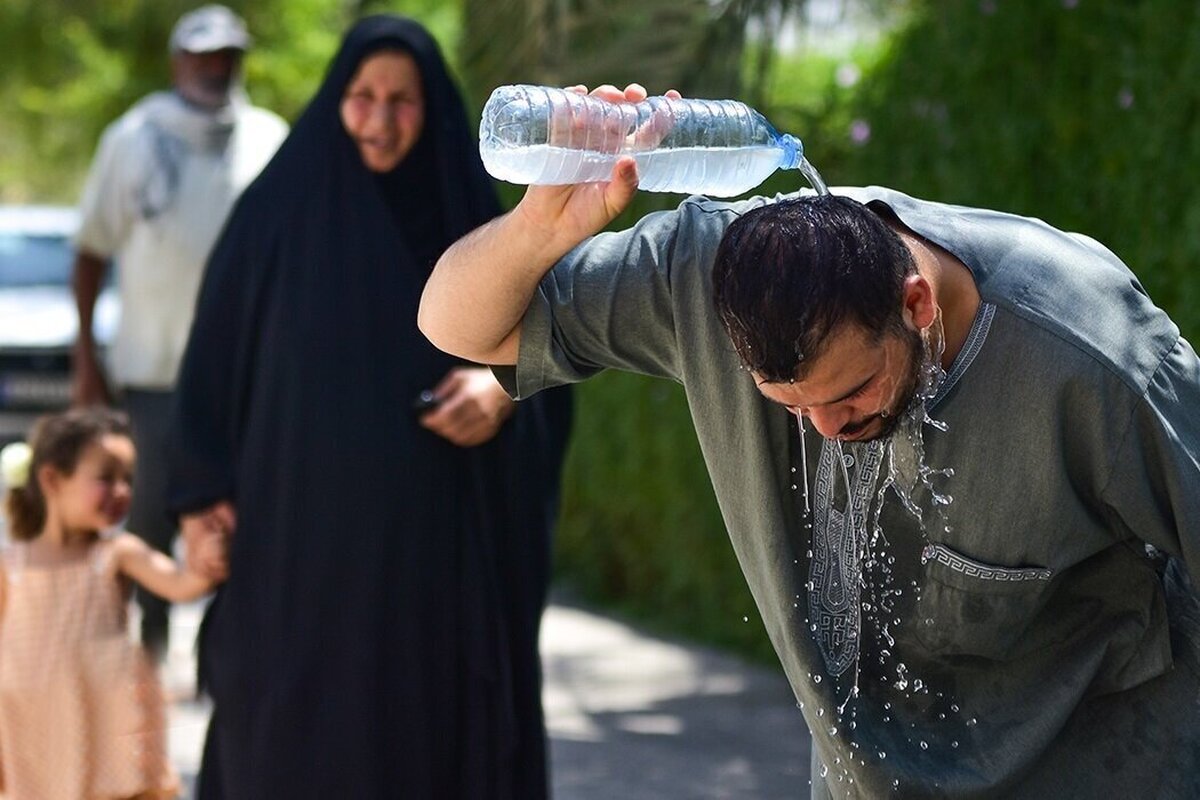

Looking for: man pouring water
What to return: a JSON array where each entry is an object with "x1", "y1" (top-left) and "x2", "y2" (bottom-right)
[{"x1": 419, "y1": 83, "x2": 1200, "y2": 797}]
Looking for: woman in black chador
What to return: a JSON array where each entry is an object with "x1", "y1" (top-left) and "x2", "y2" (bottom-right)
[{"x1": 167, "y1": 16, "x2": 571, "y2": 798}]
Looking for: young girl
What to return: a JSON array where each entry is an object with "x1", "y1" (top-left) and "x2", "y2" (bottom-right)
[{"x1": 0, "y1": 408, "x2": 225, "y2": 799}]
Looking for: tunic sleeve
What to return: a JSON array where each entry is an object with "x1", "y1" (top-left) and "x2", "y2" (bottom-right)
[
  {"x1": 495, "y1": 196, "x2": 753, "y2": 399},
  {"x1": 1101, "y1": 336, "x2": 1200, "y2": 571}
]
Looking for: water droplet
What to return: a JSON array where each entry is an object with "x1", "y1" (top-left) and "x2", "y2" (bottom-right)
[
  {"x1": 950, "y1": 704, "x2": 960, "y2": 712},
  {"x1": 951, "y1": 740, "x2": 959, "y2": 748},
  {"x1": 878, "y1": 751, "x2": 887, "y2": 759},
  {"x1": 829, "y1": 726, "x2": 838, "y2": 736},
  {"x1": 966, "y1": 718, "x2": 977, "y2": 727},
  {"x1": 818, "y1": 708, "x2": 825, "y2": 717},
  {"x1": 820, "y1": 765, "x2": 829, "y2": 778},
  {"x1": 813, "y1": 675, "x2": 822, "y2": 684},
  {"x1": 742, "y1": 616, "x2": 749, "y2": 623},
  {"x1": 920, "y1": 740, "x2": 929, "y2": 750}
]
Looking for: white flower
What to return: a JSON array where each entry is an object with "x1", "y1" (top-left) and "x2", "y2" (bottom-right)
[{"x1": 1, "y1": 442, "x2": 32, "y2": 489}]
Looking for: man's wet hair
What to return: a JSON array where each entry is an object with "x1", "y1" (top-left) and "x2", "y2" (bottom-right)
[{"x1": 712, "y1": 194, "x2": 916, "y2": 383}]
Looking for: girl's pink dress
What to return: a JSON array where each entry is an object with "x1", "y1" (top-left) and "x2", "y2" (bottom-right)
[{"x1": 0, "y1": 539, "x2": 179, "y2": 799}]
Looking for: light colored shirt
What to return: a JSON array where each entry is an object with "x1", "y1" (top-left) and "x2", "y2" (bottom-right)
[
  {"x1": 497, "y1": 186, "x2": 1200, "y2": 797},
  {"x1": 75, "y1": 91, "x2": 287, "y2": 389}
]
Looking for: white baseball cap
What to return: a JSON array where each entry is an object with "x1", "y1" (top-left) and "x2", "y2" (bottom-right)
[{"x1": 169, "y1": 5, "x2": 251, "y2": 54}]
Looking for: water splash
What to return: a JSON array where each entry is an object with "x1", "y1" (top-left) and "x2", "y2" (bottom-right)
[{"x1": 791, "y1": 311, "x2": 990, "y2": 784}]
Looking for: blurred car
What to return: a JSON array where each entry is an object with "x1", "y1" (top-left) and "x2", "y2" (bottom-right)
[{"x1": 0, "y1": 206, "x2": 118, "y2": 447}]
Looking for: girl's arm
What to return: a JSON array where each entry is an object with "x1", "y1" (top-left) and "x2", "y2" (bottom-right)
[{"x1": 112, "y1": 532, "x2": 218, "y2": 603}]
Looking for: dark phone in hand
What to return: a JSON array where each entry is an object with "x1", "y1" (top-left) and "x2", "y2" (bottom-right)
[{"x1": 412, "y1": 390, "x2": 442, "y2": 415}]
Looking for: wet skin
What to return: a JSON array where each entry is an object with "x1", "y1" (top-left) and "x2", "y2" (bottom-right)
[{"x1": 754, "y1": 324, "x2": 924, "y2": 443}]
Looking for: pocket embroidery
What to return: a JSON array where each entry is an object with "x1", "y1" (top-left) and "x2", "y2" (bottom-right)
[{"x1": 921, "y1": 543, "x2": 1053, "y2": 582}]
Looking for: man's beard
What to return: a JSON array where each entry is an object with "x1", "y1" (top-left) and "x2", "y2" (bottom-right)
[{"x1": 180, "y1": 75, "x2": 236, "y2": 110}]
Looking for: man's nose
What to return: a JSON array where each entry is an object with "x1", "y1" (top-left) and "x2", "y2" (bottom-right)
[{"x1": 803, "y1": 405, "x2": 852, "y2": 439}]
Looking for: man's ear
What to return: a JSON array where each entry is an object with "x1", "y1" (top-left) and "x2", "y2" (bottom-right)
[{"x1": 901, "y1": 274, "x2": 937, "y2": 331}]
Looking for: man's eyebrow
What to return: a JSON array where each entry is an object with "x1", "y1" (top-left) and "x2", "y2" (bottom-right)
[{"x1": 819, "y1": 374, "x2": 874, "y2": 406}]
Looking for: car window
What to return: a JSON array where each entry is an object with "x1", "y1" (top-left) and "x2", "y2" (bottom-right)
[{"x1": 0, "y1": 233, "x2": 74, "y2": 288}]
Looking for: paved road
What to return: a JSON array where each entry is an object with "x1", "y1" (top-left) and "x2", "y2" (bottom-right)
[{"x1": 164, "y1": 599, "x2": 812, "y2": 799}]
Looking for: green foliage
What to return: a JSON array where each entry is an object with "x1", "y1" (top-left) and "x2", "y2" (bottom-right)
[
  {"x1": 554, "y1": 0, "x2": 1200, "y2": 663},
  {"x1": 829, "y1": 0, "x2": 1200, "y2": 340},
  {"x1": 0, "y1": 0, "x2": 461, "y2": 203},
  {"x1": 10, "y1": 1, "x2": 1195, "y2": 668},
  {"x1": 555, "y1": 371, "x2": 777, "y2": 662}
]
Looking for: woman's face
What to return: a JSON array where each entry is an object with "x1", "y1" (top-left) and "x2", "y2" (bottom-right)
[{"x1": 340, "y1": 51, "x2": 426, "y2": 173}]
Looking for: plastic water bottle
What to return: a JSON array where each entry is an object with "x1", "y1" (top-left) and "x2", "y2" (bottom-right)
[{"x1": 479, "y1": 84, "x2": 826, "y2": 198}]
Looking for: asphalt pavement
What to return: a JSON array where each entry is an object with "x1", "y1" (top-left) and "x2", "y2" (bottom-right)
[{"x1": 164, "y1": 598, "x2": 812, "y2": 799}]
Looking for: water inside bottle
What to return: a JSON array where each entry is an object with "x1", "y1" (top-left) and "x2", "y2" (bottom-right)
[{"x1": 483, "y1": 144, "x2": 789, "y2": 198}]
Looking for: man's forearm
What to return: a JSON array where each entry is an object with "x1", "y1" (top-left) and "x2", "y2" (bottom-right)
[
  {"x1": 419, "y1": 206, "x2": 567, "y2": 365},
  {"x1": 72, "y1": 250, "x2": 107, "y2": 348},
  {"x1": 421, "y1": 138, "x2": 642, "y2": 365}
]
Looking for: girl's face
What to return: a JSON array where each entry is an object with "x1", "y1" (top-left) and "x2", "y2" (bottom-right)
[
  {"x1": 340, "y1": 51, "x2": 426, "y2": 173},
  {"x1": 49, "y1": 434, "x2": 135, "y2": 535}
]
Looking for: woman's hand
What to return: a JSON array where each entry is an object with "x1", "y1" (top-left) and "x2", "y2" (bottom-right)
[
  {"x1": 181, "y1": 500, "x2": 236, "y2": 582},
  {"x1": 418, "y1": 366, "x2": 515, "y2": 447}
]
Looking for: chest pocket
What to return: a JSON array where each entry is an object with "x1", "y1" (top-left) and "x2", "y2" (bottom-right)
[{"x1": 913, "y1": 543, "x2": 1055, "y2": 661}]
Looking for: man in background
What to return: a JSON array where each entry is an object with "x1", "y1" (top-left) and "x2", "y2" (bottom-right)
[{"x1": 71, "y1": 4, "x2": 287, "y2": 659}]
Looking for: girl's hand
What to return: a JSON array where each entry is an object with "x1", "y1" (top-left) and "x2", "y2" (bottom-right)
[
  {"x1": 187, "y1": 529, "x2": 229, "y2": 583},
  {"x1": 181, "y1": 500, "x2": 235, "y2": 582},
  {"x1": 418, "y1": 367, "x2": 515, "y2": 447}
]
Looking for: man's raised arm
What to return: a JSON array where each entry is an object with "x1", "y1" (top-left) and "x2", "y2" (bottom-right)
[{"x1": 418, "y1": 83, "x2": 672, "y2": 365}]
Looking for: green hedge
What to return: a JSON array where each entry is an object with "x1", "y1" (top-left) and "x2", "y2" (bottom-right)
[
  {"x1": 551, "y1": 1, "x2": 1200, "y2": 663},
  {"x1": 836, "y1": 0, "x2": 1200, "y2": 340},
  {"x1": 554, "y1": 372, "x2": 777, "y2": 661}
]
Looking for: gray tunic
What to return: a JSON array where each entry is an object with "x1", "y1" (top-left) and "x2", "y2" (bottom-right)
[{"x1": 497, "y1": 186, "x2": 1200, "y2": 798}]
